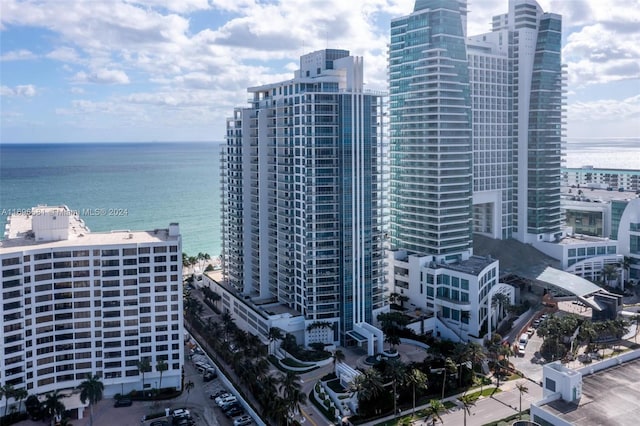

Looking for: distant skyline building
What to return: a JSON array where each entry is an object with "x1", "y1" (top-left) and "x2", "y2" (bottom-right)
[
  {"x1": 221, "y1": 49, "x2": 386, "y2": 352},
  {"x1": 0, "y1": 206, "x2": 183, "y2": 410}
]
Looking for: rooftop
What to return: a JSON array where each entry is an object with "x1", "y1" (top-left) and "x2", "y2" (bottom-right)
[
  {"x1": 561, "y1": 186, "x2": 638, "y2": 203},
  {"x1": 1, "y1": 205, "x2": 179, "y2": 254},
  {"x1": 537, "y1": 267, "x2": 603, "y2": 297},
  {"x1": 473, "y1": 234, "x2": 561, "y2": 279},
  {"x1": 440, "y1": 254, "x2": 497, "y2": 275},
  {"x1": 542, "y1": 357, "x2": 640, "y2": 425}
]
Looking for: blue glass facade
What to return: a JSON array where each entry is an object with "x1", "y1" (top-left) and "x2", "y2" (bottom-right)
[
  {"x1": 526, "y1": 14, "x2": 563, "y2": 235},
  {"x1": 389, "y1": 0, "x2": 473, "y2": 256}
]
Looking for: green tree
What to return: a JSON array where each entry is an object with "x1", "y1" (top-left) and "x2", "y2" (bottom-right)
[
  {"x1": 459, "y1": 393, "x2": 476, "y2": 426},
  {"x1": 425, "y1": 399, "x2": 446, "y2": 426},
  {"x1": 440, "y1": 357, "x2": 457, "y2": 399},
  {"x1": 156, "y1": 359, "x2": 168, "y2": 391},
  {"x1": 602, "y1": 263, "x2": 619, "y2": 286},
  {"x1": 24, "y1": 395, "x2": 42, "y2": 420},
  {"x1": 516, "y1": 382, "x2": 529, "y2": 418},
  {"x1": 79, "y1": 374, "x2": 104, "y2": 426},
  {"x1": 2, "y1": 383, "x2": 16, "y2": 421},
  {"x1": 349, "y1": 368, "x2": 384, "y2": 403},
  {"x1": 280, "y1": 371, "x2": 302, "y2": 399},
  {"x1": 406, "y1": 368, "x2": 429, "y2": 416},
  {"x1": 467, "y1": 342, "x2": 486, "y2": 376},
  {"x1": 385, "y1": 358, "x2": 406, "y2": 419},
  {"x1": 268, "y1": 327, "x2": 284, "y2": 355},
  {"x1": 137, "y1": 358, "x2": 151, "y2": 397},
  {"x1": 14, "y1": 387, "x2": 28, "y2": 418},
  {"x1": 44, "y1": 392, "x2": 65, "y2": 426},
  {"x1": 333, "y1": 349, "x2": 346, "y2": 368}
]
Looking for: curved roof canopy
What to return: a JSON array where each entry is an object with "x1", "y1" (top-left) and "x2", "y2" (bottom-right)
[{"x1": 537, "y1": 267, "x2": 603, "y2": 297}]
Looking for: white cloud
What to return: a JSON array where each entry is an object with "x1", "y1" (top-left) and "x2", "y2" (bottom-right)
[
  {"x1": 1, "y1": 84, "x2": 37, "y2": 97},
  {"x1": 563, "y1": 23, "x2": 640, "y2": 87},
  {"x1": 569, "y1": 94, "x2": 640, "y2": 122},
  {"x1": 0, "y1": 49, "x2": 37, "y2": 61},
  {"x1": 46, "y1": 47, "x2": 82, "y2": 63},
  {"x1": 73, "y1": 69, "x2": 131, "y2": 84},
  {"x1": 125, "y1": 0, "x2": 213, "y2": 14},
  {"x1": 2, "y1": 0, "x2": 639, "y2": 141},
  {"x1": 70, "y1": 87, "x2": 86, "y2": 94}
]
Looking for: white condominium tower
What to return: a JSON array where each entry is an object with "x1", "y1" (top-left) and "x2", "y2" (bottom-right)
[
  {"x1": 0, "y1": 206, "x2": 184, "y2": 405},
  {"x1": 470, "y1": 0, "x2": 565, "y2": 243},
  {"x1": 221, "y1": 49, "x2": 386, "y2": 350}
]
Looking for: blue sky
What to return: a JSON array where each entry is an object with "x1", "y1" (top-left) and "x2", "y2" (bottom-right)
[{"x1": 1, "y1": 0, "x2": 639, "y2": 143}]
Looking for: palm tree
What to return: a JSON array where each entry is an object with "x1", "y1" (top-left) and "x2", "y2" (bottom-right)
[
  {"x1": 137, "y1": 358, "x2": 151, "y2": 397},
  {"x1": 156, "y1": 359, "x2": 168, "y2": 391},
  {"x1": 453, "y1": 342, "x2": 471, "y2": 387},
  {"x1": 516, "y1": 382, "x2": 529, "y2": 418},
  {"x1": 349, "y1": 368, "x2": 384, "y2": 403},
  {"x1": 221, "y1": 311, "x2": 235, "y2": 341},
  {"x1": 441, "y1": 357, "x2": 457, "y2": 399},
  {"x1": 459, "y1": 394, "x2": 476, "y2": 426},
  {"x1": 492, "y1": 293, "x2": 510, "y2": 323},
  {"x1": 44, "y1": 392, "x2": 65, "y2": 426},
  {"x1": 332, "y1": 349, "x2": 346, "y2": 368},
  {"x1": 425, "y1": 399, "x2": 446, "y2": 426},
  {"x1": 286, "y1": 388, "x2": 308, "y2": 423},
  {"x1": 467, "y1": 341, "x2": 486, "y2": 380},
  {"x1": 386, "y1": 358, "x2": 406, "y2": 418},
  {"x1": 14, "y1": 387, "x2": 28, "y2": 417},
  {"x1": 406, "y1": 368, "x2": 429, "y2": 416},
  {"x1": 79, "y1": 374, "x2": 104, "y2": 426},
  {"x1": 278, "y1": 371, "x2": 301, "y2": 401},
  {"x1": 602, "y1": 263, "x2": 619, "y2": 287},
  {"x1": 268, "y1": 327, "x2": 284, "y2": 355},
  {"x1": 183, "y1": 380, "x2": 195, "y2": 405},
  {"x1": 266, "y1": 395, "x2": 289, "y2": 426},
  {"x1": 2, "y1": 383, "x2": 15, "y2": 421}
]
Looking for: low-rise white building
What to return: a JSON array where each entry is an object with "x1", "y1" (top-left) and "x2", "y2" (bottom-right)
[
  {"x1": 387, "y1": 250, "x2": 507, "y2": 341},
  {"x1": 0, "y1": 205, "x2": 184, "y2": 411}
]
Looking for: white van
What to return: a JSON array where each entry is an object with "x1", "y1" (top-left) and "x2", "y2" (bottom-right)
[
  {"x1": 195, "y1": 361, "x2": 209, "y2": 374},
  {"x1": 519, "y1": 333, "x2": 528, "y2": 346}
]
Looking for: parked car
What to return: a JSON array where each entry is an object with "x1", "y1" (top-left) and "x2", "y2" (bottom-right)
[
  {"x1": 114, "y1": 398, "x2": 132, "y2": 407},
  {"x1": 217, "y1": 395, "x2": 237, "y2": 407},
  {"x1": 214, "y1": 393, "x2": 232, "y2": 404},
  {"x1": 518, "y1": 343, "x2": 526, "y2": 355},
  {"x1": 203, "y1": 370, "x2": 217, "y2": 381},
  {"x1": 233, "y1": 415, "x2": 252, "y2": 426},
  {"x1": 221, "y1": 402, "x2": 241, "y2": 413},
  {"x1": 210, "y1": 390, "x2": 228, "y2": 399},
  {"x1": 225, "y1": 407, "x2": 244, "y2": 418},
  {"x1": 172, "y1": 408, "x2": 191, "y2": 419}
]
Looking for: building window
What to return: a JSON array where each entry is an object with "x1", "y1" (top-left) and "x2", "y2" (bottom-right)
[{"x1": 545, "y1": 378, "x2": 556, "y2": 392}]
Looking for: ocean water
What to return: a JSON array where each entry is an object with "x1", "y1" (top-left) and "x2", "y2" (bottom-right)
[
  {"x1": 0, "y1": 142, "x2": 222, "y2": 257},
  {"x1": 1, "y1": 139, "x2": 637, "y2": 257},
  {"x1": 565, "y1": 138, "x2": 640, "y2": 170}
]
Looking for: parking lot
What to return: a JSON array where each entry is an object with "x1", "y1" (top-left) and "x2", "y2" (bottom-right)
[{"x1": 14, "y1": 345, "x2": 254, "y2": 426}]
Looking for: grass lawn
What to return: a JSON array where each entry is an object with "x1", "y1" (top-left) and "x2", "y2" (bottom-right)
[
  {"x1": 464, "y1": 387, "x2": 501, "y2": 401},
  {"x1": 482, "y1": 410, "x2": 530, "y2": 426}
]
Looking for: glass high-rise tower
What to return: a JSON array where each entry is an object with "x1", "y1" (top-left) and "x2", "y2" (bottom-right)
[
  {"x1": 389, "y1": 0, "x2": 473, "y2": 259},
  {"x1": 222, "y1": 50, "x2": 386, "y2": 349},
  {"x1": 470, "y1": 0, "x2": 565, "y2": 243}
]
